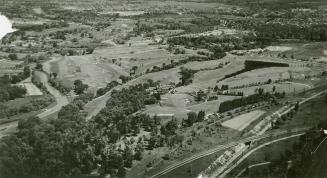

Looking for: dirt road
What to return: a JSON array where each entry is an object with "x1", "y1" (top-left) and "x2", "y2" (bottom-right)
[{"x1": 0, "y1": 71, "x2": 69, "y2": 137}]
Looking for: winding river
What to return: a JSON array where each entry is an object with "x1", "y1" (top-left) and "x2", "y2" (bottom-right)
[{"x1": 0, "y1": 15, "x2": 15, "y2": 40}]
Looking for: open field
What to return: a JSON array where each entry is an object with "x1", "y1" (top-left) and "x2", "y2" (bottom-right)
[
  {"x1": 48, "y1": 55, "x2": 127, "y2": 89},
  {"x1": 143, "y1": 93, "x2": 193, "y2": 121},
  {"x1": 222, "y1": 110, "x2": 266, "y2": 131},
  {"x1": 278, "y1": 42, "x2": 327, "y2": 59},
  {"x1": 16, "y1": 83, "x2": 43, "y2": 96},
  {"x1": 229, "y1": 82, "x2": 312, "y2": 96},
  {"x1": 94, "y1": 37, "x2": 196, "y2": 74},
  {"x1": 176, "y1": 55, "x2": 244, "y2": 93},
  {"x1": 0, "y1": 59, "x2": 23, "y2": 76}
]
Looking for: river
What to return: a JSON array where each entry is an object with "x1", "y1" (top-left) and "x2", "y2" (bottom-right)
[{"x1": 0, "y1": 15, "x2": 16, "y2": 40}]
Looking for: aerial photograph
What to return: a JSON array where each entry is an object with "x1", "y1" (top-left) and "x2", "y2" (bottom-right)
[{"x1": 0, "y1": 0, "x2": 327, "y2": 178}]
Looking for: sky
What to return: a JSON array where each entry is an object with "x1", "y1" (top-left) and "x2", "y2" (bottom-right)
[{"x1": 0, "y1": 15, "x2": 15, "y2": 40}]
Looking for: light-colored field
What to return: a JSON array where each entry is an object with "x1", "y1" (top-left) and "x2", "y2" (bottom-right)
[
  {"x1": 229, "y1": 82, "x2": 312, "y2": 96},
  {"x1": 127, "y1": 67, "x2": 181, "y2": 86},
  {"x1": 143, "y1": 93, "x2": 194, "y2": 120},
  {"x1": 176, "y1": 55, "x2": 244, "y2": 93},
  {"x1": 48, "y1": 55, "x2": 128, "y2": 89},
  {"x1": 180, "y1": 29, "x2": 249, "y2": 38},
  {"x1": 95, "y1": 37, "x2": 192, "y2": 74},
  {"x1": 17, "y1": 83, "x2": 43, "y2": 96},
  {"x1": 279, "y1": 42, "x2": 327, "y2": 59},
  {"x1": 100, "y1": 11, "x2": 145, "y2": 16},
  {"x1": 220, "y1": 66, "x2": 311, "y2": 89},
  {"x1": 265, "y1": 46, "x2": 293, "y2": 52},
  {"x1": 222, "y1": 110, "x2": 266, "y2": 131}
]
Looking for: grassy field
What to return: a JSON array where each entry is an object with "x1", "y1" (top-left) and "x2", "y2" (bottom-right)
[
  {"x1": 222, "y1": 110, "x2": 266, "y2": 131},
  {"x1": 48, "y1": 55, "x2": 128, "y2": 90},
  {"x1": 176, "y1": 55, "x2": 245, "y2": 93},
  {"x1": 279, "y1": 42, "x2": 327, "y2": 60}
]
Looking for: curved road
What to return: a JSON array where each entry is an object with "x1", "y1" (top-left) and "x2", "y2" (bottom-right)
[{"x1": 0, "y1": 71, "x2": 69, "y2": 137}]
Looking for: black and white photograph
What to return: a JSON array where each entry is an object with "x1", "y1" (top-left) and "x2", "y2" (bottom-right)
[{"x1": 1, "y1": 0, "x2": 327, "y2": 178}]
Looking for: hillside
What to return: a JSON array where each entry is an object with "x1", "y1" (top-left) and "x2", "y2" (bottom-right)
[{"x1": 303, "y1": 140, "x2": 327, "y2": 178}]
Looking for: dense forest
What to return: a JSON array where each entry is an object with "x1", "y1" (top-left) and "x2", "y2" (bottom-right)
[{"x1": 0, "y1": 81, "x2": 182, "y2": 178}]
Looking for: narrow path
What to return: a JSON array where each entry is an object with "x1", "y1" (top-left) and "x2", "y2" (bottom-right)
[{"x1": 235, "y1": 162, "x2": 271, "y2": 178}]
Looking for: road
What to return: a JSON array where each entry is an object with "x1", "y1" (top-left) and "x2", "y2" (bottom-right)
[
  {"x1": 150, "y1": 89, "x2": 327, "y2": 178},
  {"x1": 0, "y1": 71, "x2": 69, "y2": 137},
  {"x1": 217, "y1": 133, "x2": 305, "y2": 178},
  {"x1": 149, "y1": 127, "x2": 308, "y2": 178}
]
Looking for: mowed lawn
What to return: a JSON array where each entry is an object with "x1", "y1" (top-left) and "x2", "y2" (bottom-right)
[{"x1": 222, "y1": 110, "x2": 266, "y2": 131}]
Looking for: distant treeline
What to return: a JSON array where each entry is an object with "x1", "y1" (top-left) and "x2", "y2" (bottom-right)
[{"x1": 225, "y1": 0, "x2": 327, "y2": 9}]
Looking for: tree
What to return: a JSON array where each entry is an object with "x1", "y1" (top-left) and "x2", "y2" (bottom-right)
[
  {"x1": 197, "y1": 110, "x2": 205, "y2": 122},
  {"x1": 214, "y1": 85, "x2": 219, "y2": 92},
  {"x1": 74, "y1": 80, "x2": 88, "y2": 95},
  {"x1": 195, "y1": 90, "x2": 205, "y2": 102},
  {"x1": 258, "y1": 88, "x2": 264, "y2": 95},
  {"x1": 186, "y1": 112, "x2": 197, "y2": 126},
  {"x1": 117, "y1": 166, "x2": 126, "y2": 178},
  {"x1": 134, "y1": 143, "x2": 143, "y2": 160},
  {"x1": 179, "y1": 67, "x2": 196, "y2": 85},
  {"x1": 35, "y1": 63, "x2": 43, "y2": 70},
  {"x1": 132, "y1": 66, "x2": 138, "y2": 73},
  {"x1": 294, "y1": 101, "x2": 300, "y2": 112},
  {"x1": 86, "y1": 46, "x2": 95, "y2": 54},
  {"x1": 23, "y1": 66, "x2": 31, "y2": 77},
  {"x1": 119, "y1": 75, "x2": 131, "y2": 84},
  {"x1": 8, "y1": 53, "x2": 18, "y2": 60},
  {"x1": 123, "y1": 146, "x2": 133, "y2": 168},
  {"x1": 53, "y1": 72, "x2": 58, "y2": 79}
]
